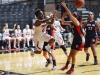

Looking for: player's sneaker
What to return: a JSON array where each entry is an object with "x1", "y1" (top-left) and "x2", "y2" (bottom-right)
[
  {"x1": 8, "y1": 47, "x2": 11, "y2": 53},
  {"x1": 52, "y1": 65, "x2": 57, "y2": 70},
  {"x1": 86, "y1": 53, "x2": 90, "y2": 61},
  {"x1": 45, "y1": 62, "x2": 50, "y2": 67},
  {"x1": 94, "y1": 60, "x2": 98, "y2": 65},
  {"x1": 66, "y1": 68, "x2": 74, "y2": 74},
  {"x1": 60, "y1": 65, "x2": 68, "y2": 71}
]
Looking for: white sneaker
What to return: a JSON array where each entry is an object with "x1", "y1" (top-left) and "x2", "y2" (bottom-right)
[
  {"x1": 45, "y1": 46, "x2": 51, "y2": 53},
  {"x1": 52, "y1": 65, "x2": 57, "y2": 70}
]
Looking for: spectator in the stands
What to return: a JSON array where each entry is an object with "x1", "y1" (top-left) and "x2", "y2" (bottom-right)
[
  {"x1": 61, "y1": 15, "x2": 71, "y2": 47},
  {"x1": 96, "y1": 13, "x2": 100, "y2": 25}
]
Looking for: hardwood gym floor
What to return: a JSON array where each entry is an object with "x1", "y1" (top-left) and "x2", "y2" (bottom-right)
[{"x1": 0, "y1": 45, "x2": 100, "y2": 75}]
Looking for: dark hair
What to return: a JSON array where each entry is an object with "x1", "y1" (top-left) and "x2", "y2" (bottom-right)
[
  {"x1": 35, "y1": 9, "x2": 41, "y2": 17},
  {"x1": 73, "y1": 12, "x2": 82, "y2": 25}
]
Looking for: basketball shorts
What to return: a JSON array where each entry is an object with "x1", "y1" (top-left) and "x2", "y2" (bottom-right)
[
  {"x1": 3, "y1": 36, "x2": 11, "y2": 40},
  {"x1": 34, "y1": 33, "x2": 53, "y2": 51},
  {"x1": 54, "y1": 33, "x2": 64, "y2": 46},
  {"x1": 71, "y1": 36, "x2": 85, "y2": 51},
  {"x1": 84, "y1": 36, "x2": 98, "y2": 48}
]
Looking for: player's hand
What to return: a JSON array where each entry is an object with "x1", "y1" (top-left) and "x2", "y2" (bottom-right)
[
  {"x1": 61, "y1": 0, "x2": 67, "y2": 8},
  {"x1": 14, "y1": 24, "x2": 16, "y2": 27},
  {"x1": 62, "y1": 12, "x2": 67, "y2": 18},
  {"x1": 53, "y1": 10, "x2": 57, "y2": 17}
]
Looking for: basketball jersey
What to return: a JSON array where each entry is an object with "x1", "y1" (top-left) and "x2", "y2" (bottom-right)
[
  {"x1": 15, "y1": 29, "x2": 21, "y2": 37},
  {"x1": 34, "y1": 23, "x2": 47, "y2": 35},
  {"x1": 23, "y1": 29, "x2": 31, "y2": 37},
  {"x1": 71, "y1": 23, "x2": 84, "y2": 38},
  {"x1": 3, "y1": 29, "x2": 10, "y2": 37},
  {"x1": 85, "y1": 21, "x2": 96, "y2": 37},
  {"x1": 54, "y1": 21, "x2": 61, "y2": 34},
  {"x1": 46, "y1": 25, "x2": 53, "y2": 36}
]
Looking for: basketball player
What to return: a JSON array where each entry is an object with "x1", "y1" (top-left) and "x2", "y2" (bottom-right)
[
  {"x1": 53, "y1": 17, "x2": 68, "y2": 56},
  {"x1": 30, "y1": 9, "x2": 56, "y2": 70},
  {"x1": 31, "y1": 25, "x2": 35, "y2": 47},
  {"x1": 15, "y1": 25, "x2": 26, "y2": 51},
  {"x1": 42, "y1": 15, "x2": 57, "y2": 70},
  {"x1": 23, "y1": 25, "x2": 31, "y2": 48},
  {"x1": 2, "y1": 23, "x2": 17, "y2": 53},
  {"x1": 60, "y1": 1, "x2": 85, "y2": 74},
  {"x1": 83, "y1": 12, "x2": 100, "y2": 65}
]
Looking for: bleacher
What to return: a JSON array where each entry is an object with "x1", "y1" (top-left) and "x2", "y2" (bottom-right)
[{"x1": 0, "y1": 5, "x2": 35, "y2": 32}]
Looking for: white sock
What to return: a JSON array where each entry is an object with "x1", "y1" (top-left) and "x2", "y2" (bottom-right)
[
  {"x1": 8, "y1": 44, "x2": 11, "y2": 48},
  {"x1": 14, "y1": 44, "x2": 16, "y2": 47},
  {"x1": 23, "y1": 44, "x2": 25, "y2": 48}
]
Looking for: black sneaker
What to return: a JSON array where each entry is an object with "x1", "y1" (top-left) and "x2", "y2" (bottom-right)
[
  {"x1": 45, "y1": 62, "x2": 50, "y2": 67},
  {"x1": 94, "y1": 60, "x2": 98, "y2": 65},
  {"x1": 86, "y1": 53, "x2": 90, "y2": 61}
]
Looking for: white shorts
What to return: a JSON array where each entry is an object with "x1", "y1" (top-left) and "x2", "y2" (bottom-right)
[
  {"x1": 54, "y1": 33, "x2": 64, "y2": 46},
  {"x1": 3, "y1": 36, "x2": 11, "y2": 40},
  {"x1": 34, "y1": 33, "x2": 53, "y2": 51},
  {"x1": 16, "y1": 37, "x2": 23, "y2": 41},
  {"x1": 25, "y1": 36, "x2": 31, "y2": 40}
]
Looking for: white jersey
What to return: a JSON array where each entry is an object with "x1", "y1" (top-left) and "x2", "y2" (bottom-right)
[
  {"x1": 34, "y1": 23, "x2": 47, "y2": 35},
  {"x1": 3, "y1": 29, "x2": 10, "y2": 37},
  {"x1": 23, "y1": 29, "x2": 31, "y2": 37},
  {"x1": 54, "y1": 21, "x2": 61, "y2": 35},
  {"x1": 15, "y1": 29, "x2": 22, "y2": 37}
]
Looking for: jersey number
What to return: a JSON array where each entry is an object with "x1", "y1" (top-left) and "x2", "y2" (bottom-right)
[{"x1": 88, "y1": 27, "x2": 93, "y2": 30}]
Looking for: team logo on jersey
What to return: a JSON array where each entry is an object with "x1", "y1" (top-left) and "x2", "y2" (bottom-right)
[
  {"x1": 92, "y1": 39, "x2": 95, "y2": 42},
  {"x1": 76, "y1": 45, "x2": 79, "y2": 48}
]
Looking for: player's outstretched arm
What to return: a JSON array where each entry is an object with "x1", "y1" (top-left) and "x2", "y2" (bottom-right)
[{"x1": 61, "y1": 0, "x2": 79, "y2": 26}]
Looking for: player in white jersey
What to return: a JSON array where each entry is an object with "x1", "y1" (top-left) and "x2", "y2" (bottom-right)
[
  {"x1": 30, "y1": 9, "x2": 57, "y2": 70},
  {"x1": 23, "y1": 25, "x2": 31, "y2": 48},
  {"x1": 31, "y1": 25, "x2": 35, "y2": 47},
  {"x1": 2, "y1": 23, "x2": 16, "y2": 53},
  {"x1": 15, "y1": 25, "x2": 26, "y2": 51},
  {"x1": 53, "y1": 19, "x2": 68, "y2": 56}
]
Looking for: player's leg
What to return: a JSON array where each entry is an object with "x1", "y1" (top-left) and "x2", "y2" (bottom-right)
[
  {"x1": 44, "y1": 33, "x2": 55, "y2": 53},
  {"x1": 84, "y1": 38, "x2": 90, "y2": 61},
  {"x1": 67, "y1": 33, "x2": 71, "y2": 45},
  {"x1": 55, "y1": 34, "x2": 68, "y2": 56},
  {"x1": 22, "y1": 37, "x2": 26, "y2": 49},
  {"x1": 66, "y1": 50, "x2": 78, "y2": 74},
  {"x1": 12, "y1": 37, "x2": 18, "y2": 52},
  {"x1": 26, "y1": 37, "x2": 30, "y2": 47},
  {"x1": 90, "y1": 37, "x2": 98, "y2": 65},
  {"x1": 7, "y1": 37, "x2": 11, "y2": 53}
]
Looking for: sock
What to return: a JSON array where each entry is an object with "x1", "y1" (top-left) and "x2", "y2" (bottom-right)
[
  {"x1": 8, "y1": 44, "x2": 11, "y2": 48},
  {"x1": 53, "y1": 60, "x2": 56, "y2": 66},
  {"x1": 23, "y1": 44, "x2": 25, "y2": 48},
  {"x1": 71, "y1": 64, "x2": 75, "y2": 68},
  {"x1": 14, "y1": 44, "x2": 16, "y2": 47},
  {"x1": 27, "y1": 42, "x2": 29, "y2": 47},
  {"x1": 46, "y1": 59, "x2": 50, "y2": 63},
  {"x1": 94, "y1": 56, "x2": 97, "y2": 61},
  {"x1": 32, "y1": 42, "x2": 35, "y2": 46},
  {"x1": 66, "y1": 61, "x2": 70, "y2": 66},
  {"x1": 60, "y1": 45, "x2": 67, "y2": 52}
]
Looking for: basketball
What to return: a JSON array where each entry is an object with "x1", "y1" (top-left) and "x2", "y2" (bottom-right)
[{"x1": 75, "y1": 0, "x2": 85, "y2": 8}]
